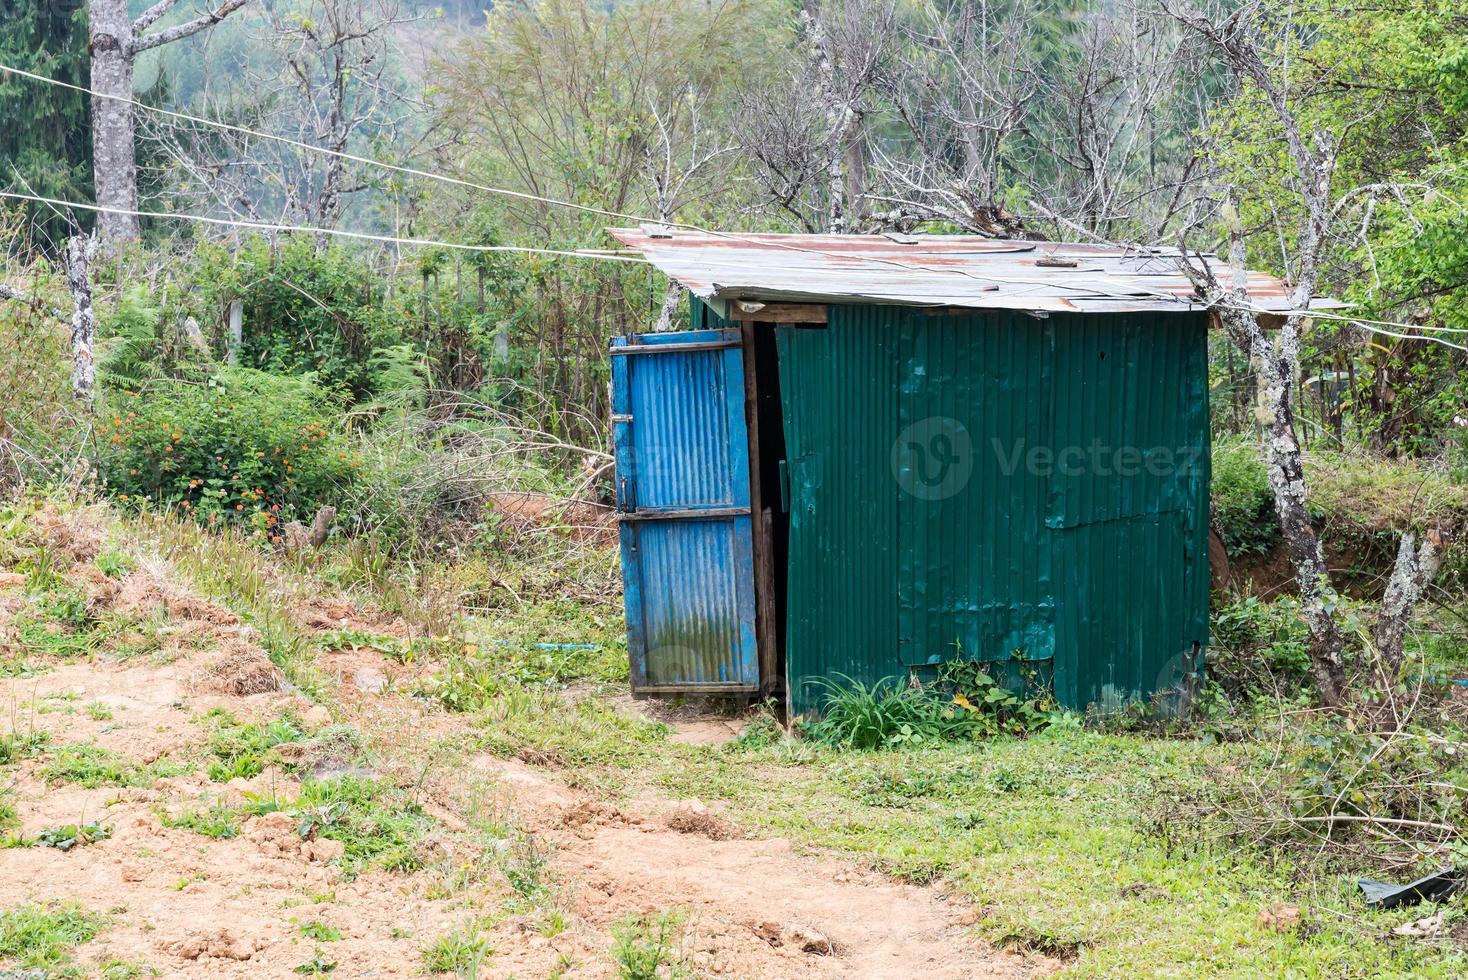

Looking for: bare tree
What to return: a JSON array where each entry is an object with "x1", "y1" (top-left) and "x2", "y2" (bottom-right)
[
  {"x1": 87, "y1": 0, "x2": 252, "y2": 244},
  {"x1": 139, "y1": 0, "x2": 431, "y2": 237},
  {"x1": 739, "y1": 0, "x2": 896, "y2": 232},
  {"x1": 1167, "y1": 1, "x2": 1444, "y2": 707}
]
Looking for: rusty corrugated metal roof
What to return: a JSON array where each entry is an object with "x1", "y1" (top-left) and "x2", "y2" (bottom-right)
[{"x1": 608, "y1": 227, "x2": 1337, "y2": 314}]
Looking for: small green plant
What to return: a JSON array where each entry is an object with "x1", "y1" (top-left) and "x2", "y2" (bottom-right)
[
  {"x1": 87, "y1": 701, "x2": 114, "y2": 721},
  {"x1": 205, "y1": 712, "x2": 305, "y2": 782},
  {"x1": 98, "y1": 957, "x2": 154, "y2": 979},
  {"x1": 294, "y1": 951, "x2": 337, "y2": 975},
  {"x1": 21, "y1": 545, "x2": 64, "y2": 594},
  {"x1": 299, "y1": 921, "x2": 343, "y2": 942},
  {"x1": 40, "y1": 743, "x2": 187, "y2": 788},
  {"x1": 0, "y1": 727, "x2": 49, "y2": 765},
  {"x1": 291, "y1": 776, "x2": 433, "y2": 875},
  {"x1": 420, "y1": 920, "x2": 493, "y2": 976},
  {"x1": 610, "y1": 910, "x2": 690, "y2": 980},
  {"x1": 160, "y1": 803, "x2": 241, "y2": 840},
  {"x1": 33, "y1": 821, "x2": 112, "y2": 851},
  {"x1": 0, "y1": 902, "x2": 103, "y2": 973},
  {"x1": 96, "y1": 550, "x2": 132, "y2": 579},
  {"x1": 803, "y1": 675, "x2": 969, "y2": 750},
  {"x1": 1211, "y1": 436, "x2": 1279, "y2": 556}
]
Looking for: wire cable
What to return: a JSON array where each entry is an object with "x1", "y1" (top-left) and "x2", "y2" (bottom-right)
[
  {"x1": 4, "y1": 61, "x2": 1462, "y2": 347},
  {"x1": 0, "y1": 190, "x2": 650, "y2": 263}
]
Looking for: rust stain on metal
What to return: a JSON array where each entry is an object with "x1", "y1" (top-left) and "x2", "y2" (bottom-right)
[{"x1": 609, "y1": 228, "x2": 1339, "y2": 314}]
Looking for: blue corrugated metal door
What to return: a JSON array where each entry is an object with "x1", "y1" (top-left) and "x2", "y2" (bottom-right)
[{"x1": 611, "y1": 328, "x2": 759, "y2": 693}]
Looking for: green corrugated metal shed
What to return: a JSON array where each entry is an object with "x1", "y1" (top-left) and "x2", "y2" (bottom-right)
[
  {"x1": 776, "y1": 305, "x2": 1210, "y2": 716},
  {"x1": 611, "y1": 230, "x2": 1233, "y2": 717}
]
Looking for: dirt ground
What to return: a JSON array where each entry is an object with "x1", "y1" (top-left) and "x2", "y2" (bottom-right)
[{"x1": 0, "y1": 538, "x2": 1043, "y2": 978}]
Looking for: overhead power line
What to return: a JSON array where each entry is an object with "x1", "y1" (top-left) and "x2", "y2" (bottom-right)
[
  {"x1": 0, "y1": 62, "x2": 654, "y2": 226},
  {"x1": 0, "y1": 191, "x2": 649, "y2": 263},
  {"x1": 2, "y1": 61, "x2": 1462, "y2": 348}
]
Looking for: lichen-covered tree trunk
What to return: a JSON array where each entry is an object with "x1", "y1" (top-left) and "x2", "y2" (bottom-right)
[
  {"x1": 88, "y1": 0, "x2": 141, "y2": 244},
  {"x1": 64, "y1": 235, "x2": 98, "y2": 405},
  {"x1": 1241, "y1": 317, "x2": 1349, "y2": 704}
]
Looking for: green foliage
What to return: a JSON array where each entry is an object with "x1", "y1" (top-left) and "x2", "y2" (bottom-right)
[
  {"x1": 610, "y1": 910, "x2": 690, "y2": 980},
  {"x1": 0, "y1": 727, "x2": 50, "y2": 766},
  {"x1": 160, "y1": 804, "x2": 241, "y2": 840},
  {"x1": 298, "y1": 922, "x2": 343, "y2": 942},
  {"x1": 804, "y1": 666, "x2": 1052, "y2": 751},
  {"x1": 1210, "y1": 437, "x2": 1278, "y2": 556},
  {"x1": 291, "y1": 776, "x2": 434, "y2": 875},
  {"x1": 205, "y1": 712, "x2": 306, "y2": 782},
  {"x1": 33, "y1": 821, "x2": 112, "y2": 851},
  {"x1": 96, "y1": 286, "x2": 213, "y2": 389},
  {"x1": 0, "y1": 903, "x2": 102, "y2": 974},
  {"x1": 95, "y1": 367, "x2": 359, "y2": 529},
  {"x1": 420, "y1": 920, "x2": 493, "y2": 976},
  {"x1": 294, "y1": 951, "x2": 338, "y2": 975},
  {"x1": 39, "y1": 743, "x2": 187, "y2": 789},
  {"x1": 0, "y1": 0, "x2": 93, "y2": 241},
  {"x1": 176, "y1": 238, "x2": 419, "y2": 397}
]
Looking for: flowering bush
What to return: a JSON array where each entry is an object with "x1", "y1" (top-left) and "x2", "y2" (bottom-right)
[{"x1": 95, "y1": 368, "x2": 359, "y2": 534}]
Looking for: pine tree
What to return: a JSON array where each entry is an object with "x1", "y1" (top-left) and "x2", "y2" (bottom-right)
[{"x1": 0, "y1": 0, "x2": 94, "y2": 246}]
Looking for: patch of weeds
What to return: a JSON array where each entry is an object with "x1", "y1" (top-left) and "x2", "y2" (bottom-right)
[
  {"x1": 727, "y1": 710, "x2": 784, "y2": 752},
  {"x1": 0, "y1": 902, "x2": 103, "y2": 974},
  {"x1": 99, "y1": 958, "x2": 155, "y2": 979},
  {"x1": 420, "y1": 919, "x2": 493, "y2": 976},
  {"x1": 804, "y1": 663, "x2": 1051, "y2": 751},
  {"x1": 95, "y1": 550, "x2": 132, "y2": 579},
  {"x1": 610, "y1": 910, "x2": 691, "y2": 980},
  {"x1": 40, "y1": 743, "x2": 189, "y2": 788},
  {"x1": 851, "y1": 769, "x2": 939, "y2": 807},
  {"x1": 87, "y1": 701, "x2": 114, "y2": 721},
  {"x1": 292, "y1": 776, "x2": 433, "y2": 876},
  {"x1": 0, "y1": 726, "x2": 49, "y2": 765},
  {"x1": 205, "y1": 710, "x2": 305, "y2": 782},
  {"x1": 34, "y1": 821, "x2": 112, "y2": 851},
  {"x1": 20, "y1": 545, "x2": 65, "y2": 594},
  {"x1": 298, "y1": 921, "x2": 343, "y2": 942},
  {"x1": 0, "y1": 790, "x2": 16, "y2": 834},
  {"x1": 473, "y1": 685, "x2": 668, "y2": 771},
  {"x1": 499, "y1": 834, "x2": 553, "y2": 908},
  {"x1": 159, "y1": 803, "x2": 241, "y2": 840},
  {"x1": 422, "y1": 639, "x2": 625, "y2": 712},
  {"x1": 318, "y1": 628, "x2": 413, "y2": 664},
  {"x1": 293, "y1": 951, "x2": 337, "y2": 975}
]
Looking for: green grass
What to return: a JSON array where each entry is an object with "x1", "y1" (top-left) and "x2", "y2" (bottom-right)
[
  {"x1": 0, "y1": 903, "x2": 103, "y2": 974},
  {"x1": 39, "y1": 742, "x2": 189, "y2": 788},
  {"x1": 0, "y1": 726, "x2": 50, "y2": 765},
  {"x1": 292, "y1": 775, "x2": 434, "y2": 876},
  {"x1": 204, "y1": 710, "x2": 306, "y2": 782},
  {"x1": 159, "y1": 803, "x2": 241, "y2": 840},
  {"x1": 610, "y1": 910, "x2": 690, "y2": 980},
  {"x1": 420, "y1": 919, "x2": 493, "y2": 976}
]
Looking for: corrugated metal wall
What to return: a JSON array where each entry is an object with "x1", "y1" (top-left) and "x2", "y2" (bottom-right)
[
  {"x1": 777, "y1": 306, "x2": 1210, "y2": 715},
  {"x1": 612, "y1": 329, "x2": 759, "y2": 692}
]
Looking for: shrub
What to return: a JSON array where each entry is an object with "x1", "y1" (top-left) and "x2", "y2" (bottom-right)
[
  {"x1": 1211, "y1": 436, "x2": 1278, "y2": 556},
  {"x1": 95, "y1": 367, "x2": 359, "y2": 529}
]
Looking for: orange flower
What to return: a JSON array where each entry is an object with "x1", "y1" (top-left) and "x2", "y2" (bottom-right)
[{"x1": 235, "y1": 504, "x2": 244, "y2": 512}]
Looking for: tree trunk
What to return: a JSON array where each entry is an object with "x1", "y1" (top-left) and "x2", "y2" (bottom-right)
[
  {"x1": 64, "y1": 235, "x2": 98, "y2": 405},
  {"x1": 88, "y1": 0, "x2": 141, "y2": 244}
]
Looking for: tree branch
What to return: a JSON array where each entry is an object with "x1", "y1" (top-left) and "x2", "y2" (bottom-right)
[
  {"x1": 133, "y1": 0, "x2": 251, "y2": 54},
  {"x1": 133, "y1": 0, "x2": 180, "y2": 34}
]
